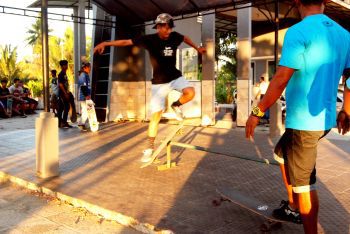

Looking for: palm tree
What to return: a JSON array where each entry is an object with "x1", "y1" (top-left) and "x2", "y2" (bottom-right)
[
  {"x1": 0, "y1": 45, "x2": 22, "y2": 82},
  {"x1": 25, "y1": 17, "x2": 53, "y2": 55}
]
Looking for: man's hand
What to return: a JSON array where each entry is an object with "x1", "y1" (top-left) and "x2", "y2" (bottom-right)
[
  {"x1": 93, "y1": 42, "x2": 105, "y2": 55},
  {"x1": 197, "y1": 46, "x2": 206, "y2": 55},
  {"x1": 337, "y1": 110, "x2": 350, "y2": 135},
  {"x1": 245, "y1": 115, "x2": 260, "y2": 139}
]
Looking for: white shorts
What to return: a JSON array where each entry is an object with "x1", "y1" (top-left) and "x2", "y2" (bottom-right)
[{"x1": 150, "y1": 76, "x2": 192, "y2": 114}]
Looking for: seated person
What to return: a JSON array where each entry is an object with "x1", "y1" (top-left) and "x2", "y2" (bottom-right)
[
  {"x1": 0, "y1": 100, "x2": 8, "y2": 118},
  {"x1": 7, "y1": 78, "x2": 27, "y2": 117},
  {"x1": 19, "y1": 80, "x2": 38, "y2": 114},
  {"x1": 0, "y1": 79, "x2": 10, "y2": 118}
]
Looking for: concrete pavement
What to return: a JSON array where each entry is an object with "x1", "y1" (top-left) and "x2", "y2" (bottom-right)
[
  {"x1": 0, "y1": 112, "x2": 349, "y2": 233},
  {"x1": 0, "y1": 182, "x2": 139, "y2": 234}
]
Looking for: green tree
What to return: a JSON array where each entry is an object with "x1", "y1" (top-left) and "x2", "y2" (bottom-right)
[
  {"x1": 215, "y1": 31, "x2": 237, "y2": 104},
  {"x1": 0, "y1": 45, "x2": 22, "y2": 82},
  {"x1": 25, "y1": 17, "x2": 53, "y2": 55},
  {"x1": 23, "y1": 20, "x2": 92, "y2": 96}
]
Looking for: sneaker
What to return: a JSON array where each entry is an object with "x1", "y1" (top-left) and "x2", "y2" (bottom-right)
[
  {"x1": 272, "y1": 200, "x2": 302, "y2": 224},
  {"x1": 63, "y1": 123, "x2": 73, "y2": 129},
  {"x1": 20, "y1": 114, "x2": 27, "y2": 118},
  {"x1": 171, "y1": 104, "x2": 184, "y2": 121},
  {"x1": 141, "y1": 148, "x2": 153, "y2": 163}
]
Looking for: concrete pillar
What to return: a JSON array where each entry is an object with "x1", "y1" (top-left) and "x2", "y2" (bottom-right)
[
  {"x1": 78, "y1": 0, "x2": 86, "y2": 60},
  {"x1": 201, "y1": 12, "x2": 216, "y2": 126},
  {"x1": 73, "y1": 7, "x2": 80, "y2": 102},
  {"x1": 73, "y1": 0, "x2": 86, "y2": 91},
  {"x1": 36, "y1": 112, "x2": 59, "y2": 178},
  {"x1": 236, "y1": 6, "x2": 252, "y2": 127},
  {"x1": 73, "y1": 1, "x2": 86, "y2": 108},
  {"x1": 36, "y1": 0, "x2": 59, "y2": 179}
]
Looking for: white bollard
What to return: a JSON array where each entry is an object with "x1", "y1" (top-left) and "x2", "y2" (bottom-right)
[{"x1": 35, "y1": 112, "x2": 59, "y2": 178}]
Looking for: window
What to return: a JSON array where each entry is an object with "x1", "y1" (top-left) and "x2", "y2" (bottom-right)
[
  {"x1": 268, "y1": 61, "x2": 276, "y2": 81},
  {"x1": 181, "y1": 48, "x2": 199, "y2": 80}
]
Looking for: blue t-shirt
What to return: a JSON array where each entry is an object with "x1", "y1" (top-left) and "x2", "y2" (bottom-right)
[
  {"x1": 279, "y1": 14, "x2": 350, "y2": 130},
  {"x1": 78, "y1": 72, "x2": 91, "y2": 101}
]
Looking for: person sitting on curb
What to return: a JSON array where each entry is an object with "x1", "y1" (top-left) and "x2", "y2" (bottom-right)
[
  {"x1": 19, "y1": 80, "x2": 38, "y2": 114},
  {"x1": 3, "y1": 78, "x2": 27, "y2": 118},
  {"x1": 0, "y1": 78, "x2": 11, "y2": 118}
]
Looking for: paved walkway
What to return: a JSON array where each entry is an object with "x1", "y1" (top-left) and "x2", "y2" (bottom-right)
[
  {"x1": 0, "y1": 114, "x2": 349, "y2": 233},
  {"x1": 0, "y1": 182, "x2": 139, "y2": 233}
]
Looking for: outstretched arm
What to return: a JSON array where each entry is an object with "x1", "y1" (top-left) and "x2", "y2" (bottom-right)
[
  {"x1": 183, "y1": 36, "x2": 206, "y2": 55},
  {"x1": 94, "y1": 39, "x2": 134, "y2": 54},
  {"x1": 245, "y1": 66, "x2": 294, "y2": 139}
]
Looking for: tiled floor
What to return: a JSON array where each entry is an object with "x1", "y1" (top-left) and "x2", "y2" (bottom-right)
[{"x1": 0, "y1": 117, "x2": 349, "y2": 233}]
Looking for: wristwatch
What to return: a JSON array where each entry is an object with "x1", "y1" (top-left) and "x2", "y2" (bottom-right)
[{"x1": 251, "y1": 106, "x2": 265, "y2": 118}]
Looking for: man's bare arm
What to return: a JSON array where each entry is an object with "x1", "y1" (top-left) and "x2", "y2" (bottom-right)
[
  {"x1": 94, "y1": 39, "x2": 134, "y2": 54},
  {"x1": 257, "y1": 66, "x2": 295, "y2": 112},
  {"x1": 245, "y1": 66, "x2": 294, "y2": 139},
  {"x1": 183, "y1": 36, "x2": 206, "y2": 54}
]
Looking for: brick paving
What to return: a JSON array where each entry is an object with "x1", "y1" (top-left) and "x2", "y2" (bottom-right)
[{"x1": 0, "y1": 114, "x2": 349, "y2": 233}]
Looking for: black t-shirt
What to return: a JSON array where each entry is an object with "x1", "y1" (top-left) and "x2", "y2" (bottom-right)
[
  {"x1": 58, "y1": 71, "x2": 69, "y2": 95},
  {"x1": 132, "y1": 31, "x2": 184, "y2": 84},
  {"x1": 0, "y1": 87, "x2": 10, "y2": 97}
]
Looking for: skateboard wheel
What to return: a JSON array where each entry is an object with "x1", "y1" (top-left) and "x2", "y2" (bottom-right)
[
  {"x1": 212, "y1": 199, "x2": 221, "y2": 206},
  {"x1": 260, "y1": 221, "x2": 282, "y2": 232},
  {"x1": 260, "y1": 223, "x2": 270, "y2": 232}
]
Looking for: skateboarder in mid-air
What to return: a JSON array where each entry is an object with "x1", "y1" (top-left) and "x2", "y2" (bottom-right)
[
  {"x1": 94, "y1": 13, "x2": 206, "y2": 162},
  {"x1": 245, "y1": 0, "x2": 350, "y2": 233}
]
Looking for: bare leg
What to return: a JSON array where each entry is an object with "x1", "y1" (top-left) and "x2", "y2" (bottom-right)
[
  {"x1": 177, "y1": 87, "x2": 195, "y2": 105},
  {"x1": 298, "y1": 190, "x2": 319, "y2": 234},
  {"x1": 148, "y1": 110, "x2": 163, "y2": 138},
  {"x1": 279, "y1": 164, "x2": 298, "y2": 210}
]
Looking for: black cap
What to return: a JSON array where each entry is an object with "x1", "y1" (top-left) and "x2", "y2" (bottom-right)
[
  {"x1": 153, "y1": 13, "x2": 174, "y2": 29},
  {"x1": 59, "y1": 60, "x2": 68, "y2": 66}
]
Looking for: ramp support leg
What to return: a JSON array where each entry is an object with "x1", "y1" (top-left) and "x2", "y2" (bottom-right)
[{"x1": 157, "y1": 141, "x2": 177, "y2": 171}]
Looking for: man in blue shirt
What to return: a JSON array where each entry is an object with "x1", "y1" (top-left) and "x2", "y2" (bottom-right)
[
  {"x1": 246, "y1": 0, "x2": 350, "y2": 233},
  {"x1": 77, "y1": 62, "x2": 92, "y2": 131}
]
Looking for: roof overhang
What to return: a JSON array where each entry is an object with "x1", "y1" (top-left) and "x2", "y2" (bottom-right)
[
  {"x1": 28, "y1": 0, "x2": 91, "y2": 9},
  {"x1": 28, "y1": 0, "x2": 350, "y2": 31}
]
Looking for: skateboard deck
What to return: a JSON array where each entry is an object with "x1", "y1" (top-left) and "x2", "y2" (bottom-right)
[
  {"x1": 86, "y1": 99, "x2": 99, "y2": 132},
  {"x1": 69, "y1": 92, "x2": 77, "y2": 123},
  {"x1": 6, "y1": 98, "x2": 13, "y2": 117},
  {"x1": 141, "y1": 120, "x2": 184, "y2": 168},
  {"x1": 214, "y1": 186, "x2": 286, "y2": 231}
]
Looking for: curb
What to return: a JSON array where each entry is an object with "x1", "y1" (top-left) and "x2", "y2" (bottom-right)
[{"x1": 0, "y1": 171, "x2": 174, "y2": 234}]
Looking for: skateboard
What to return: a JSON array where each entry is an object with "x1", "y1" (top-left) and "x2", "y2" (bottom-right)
[
  {"x1": 86, "y1": 99, "x2": 99, "y2": 132},
  {"x1": 140, "y1": 120, "x2": 184, "y2": 168},
  {"x1": 6, "y1": 98, "x2": 13, "y2": 117},
  {"x1": 68, "y1": 92, "x2": 77, "y2": 123},
  {"x1": 214, "y1": 186, "x2": 286, "y2": 232}
]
